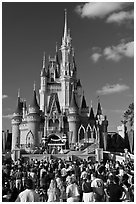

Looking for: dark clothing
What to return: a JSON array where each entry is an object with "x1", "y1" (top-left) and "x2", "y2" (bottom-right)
[
  {"x1": 107, "y1": 183, "x2": 123, "y2": 202},
  {"x1": 82, "y1": 181, "x2": 93, "y2": 193}
]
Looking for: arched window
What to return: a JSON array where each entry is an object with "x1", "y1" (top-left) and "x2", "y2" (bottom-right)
[
  {"x1": 26, "y1": 131, "x2": 34, "y2": 148},
  {"x1": 86, "y1": 124, "x2": 92, "y2": 139},
  {"x1": 49, "y1": 119, "x2": 53, "y2": 127},
  {"x1": 78, "y1": 125, "x2": 85, "y2": 142},
  {"x1": 93, "y1": 127, "x2": 97, "y2": 139}
]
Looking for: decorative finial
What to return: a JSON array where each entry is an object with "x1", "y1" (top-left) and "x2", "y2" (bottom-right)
[
  {"x1": 97, "y1": 95, "x2": 100, "y2": 103},
  {"x1": 18, "y1": 88, "x2": 20, "y2": 98},
  {"x1": 33, "y1": 81, "x2": 36, "y2": 91},
  {"x1": 91, "y1": 100, "x2": 93, "y2": 107},
  {"x1": 72, "y1": 47, "x2": 75, "y2": 57},
  {"x1": 68, "y1": 28, "x2": 70, "y2": 36},
  {"x1": 64, "y1": 8, "x2": 67, "y2": 41},
  {"x1": 56, "y1": 42, "x2": 58, "y2": 52},
  {"x1": 42, "y1": 52, "x2": 46, "y2": 68},
  {"x1": 83, "y1": 90, "x2": 84, "y2": 96}
]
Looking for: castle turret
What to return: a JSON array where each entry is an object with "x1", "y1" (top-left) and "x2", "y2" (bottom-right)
[
  {"x1": 39, "y1": 52, "x2": 47, "y2": 113},
  {"x1": 68, "y1": 91, "x2": 79, "y2": 148},
  {"x1": 11, "y1": 90, "x2": 23, "y2": 160},
  {"x1": 96, "y1": 98, "x2": 104, "y2": 124},
  {"x1": 89, "y1": 101, "x2": 95, "y2": 127},
  {"x1": 27, "y1": 84, "x2": 41, "y2": 148},
  {"x1": 22, "y1": 100, "x2": 27, "y2": 120},
  {"x1": 80, "y1": 92, "x2": 89, "y2": 116}
]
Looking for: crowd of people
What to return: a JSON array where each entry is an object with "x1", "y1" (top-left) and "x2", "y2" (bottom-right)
[{"x1": 2, "y1": 155, "x2": 134, "y2": 202}]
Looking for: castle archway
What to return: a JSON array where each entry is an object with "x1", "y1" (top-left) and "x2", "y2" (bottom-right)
[{"x1": 47, "y1": 134, "x2": 65, "y2": 154}]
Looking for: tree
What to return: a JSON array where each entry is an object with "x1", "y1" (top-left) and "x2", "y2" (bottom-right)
[
  {"x1": 123, "y1": 103, "x2": 134, "y2": 130},
  {"x1": 122, "y1": 103, "x2": 134, "y2": 153}
]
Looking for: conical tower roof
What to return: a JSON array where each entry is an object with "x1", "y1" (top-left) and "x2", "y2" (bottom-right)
[
  {"x1": 70, "y1": 91, "x2": 78, "y2": 111},
  {"x1": 89, "y1": 107, "x2": 95, "y2": 120},
  {"x1": 81, "y1": 94, "x2": 87, "y2": 109},
  {"x1": 14, "y1": 89, "x2": 22, "y2": 115},
  {"x1": 55, "y1": 42, "x2": 60, "y2": 65},
  {"x1": 29, "y1": 83, "x2": 40, "y2": 112},
  {"x1": 41, "y1": 52, "x2": 47, "y2": 77},
  {"x1": 96, "y1": 101, "x2": 102, "y2": 116}
]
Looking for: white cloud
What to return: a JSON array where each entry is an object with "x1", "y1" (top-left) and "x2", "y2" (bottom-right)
[
  {"x1": 103, "y1": 41, "x2": 134, "y2": 61},
  {"x1": 97, "y1": 84, "x2": 129, "y2": 95},
  {"x1": 91, "y1": 53, "x2": 102, "y2": 63},
  {"x1": 106, "y1": 10, "x2": 134, "y2": 24},
  {"x1": 2, "y1": 94, "x2": 8, "y2": 99},
  {"x1": 75, "y1": 2, "x2": 131, "y2": 19},
  {"x1": 2, "y1": 114, "x2": 13, "y2": 119},
  {"x1": 91, "y1": 41, "x2": 134, "y2": 62}
]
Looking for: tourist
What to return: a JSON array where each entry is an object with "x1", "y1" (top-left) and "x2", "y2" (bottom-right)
[
  {"x1": 106, "y1": 175, "x2": 123, "y2": 202},
  {"x1": 15, "y1": 178, "x2": 40, "y2": 202},
  {"x1": 66, "y1": 175, "x2": 80, "y2": 202},
  {"x1": 91, "y1": 171, "x2": 104, "y2": 202},
  {"x1": 47, "y1": 179, "x2": 60, "y2": 202},
  {"x1": 82, "y1": 174, "x2": 94, "y2": 202}
]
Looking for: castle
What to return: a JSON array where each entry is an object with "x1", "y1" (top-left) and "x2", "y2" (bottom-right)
[{"x1": 11, "y1": 10, "x2": 108, "y2": 160}]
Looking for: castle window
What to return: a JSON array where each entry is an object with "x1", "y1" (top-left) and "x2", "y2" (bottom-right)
[{"x1": 78, "y1": 125, "x2": 85, "y2": 142}]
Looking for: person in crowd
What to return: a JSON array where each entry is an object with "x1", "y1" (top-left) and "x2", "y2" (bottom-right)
[
  {"x1": 82, "y1": 174, "x2": 94, "y2": 202},
  {"x1": 106, "y1": 175, "x2": 123, "y2": 202},
  {"x1": 15, "y1": 178, "x2": 40, "y2": 202},
  {"x1": 66, "y1": 175, "x2": 80, "y2": 202},
  {"x1": 91, "y1": 171, "x2": 104, "y2": 202},
  {"x1": 47, "y1": 179, "x2": 60, "y2": 202},
  {"x1": 15, "y1": 168, "x2": 22, "y2": 191}
]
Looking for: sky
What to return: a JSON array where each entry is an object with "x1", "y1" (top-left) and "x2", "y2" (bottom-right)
[{"x1": 2, "y1": 2, "x2": 134, "y2": 132}]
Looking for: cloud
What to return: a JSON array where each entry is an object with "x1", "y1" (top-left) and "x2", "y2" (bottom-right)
[
  {"x1": 75, "y1": 2, "x2": 132, "y2": 19},
  {"x1": 91, "y1": 53, "x2": 102, "y2": 63},
  {"x1": 91, "y1": 40, "x2": 134, "y2": 62},
  {"x1": 106, "y1": 10, "x2": 134, "y2": 24},
  {"x1": 2, "y1": 94, "x2": 8, "y2": 99},
  {"x1": 103, "y1": 41, "x2": 134, "y2": 61},
  {"x1": 97, "y1": 84, "x2": 129, "y2": 95},
  {"x1": 2, "y1": 114, "x2": 13, "y2": 119}
]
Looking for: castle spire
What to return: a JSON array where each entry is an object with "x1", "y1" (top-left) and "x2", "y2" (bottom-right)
[
  {"x1": 14, "y1": 89, "x2": 22, "y2": 115},
  {"x1": 96, "y1": 96, "x2": 102, "y2": 116},
  {"x1": 18, "y1": 88, "x2": 20, "y2": 98},
  {"x1": 63, "y1": 9, "x2": 67, "y2": 43},
  {"x1": 55, "y1": 42, "x2": 59, "y2": 65},
  {"x1": 70, "y1": 90, "x2": 78, "y2": 111},
  {"x1": 89, "y1": 100, "x2": 95, "y2": 120},
  {"x1": 81, "y1": 91, "x2": 87, "y2": 109},
  {"x1": 42, "y1": 52, "x2": 46, "y2": 68},
  {"x1": 29, "y1": 83, "x2": 39, "y2": 110}
]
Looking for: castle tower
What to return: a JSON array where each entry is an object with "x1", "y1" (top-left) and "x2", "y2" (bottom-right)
[
  {"x1": 80, "y1": 92, "x2": 89, "y2": 116},
  {"x1": 11, "y1": 90, "x2": 22, "y2": 160},
  {"x1": 96, "y1": 98, "x2": 106, "y2": 148},
  {"x1": 68, "y1": 90, "x2": 79, "y2": 148},
  {"x1": 27, "y1": 84, "x2": 41, "y2": 148},
  {"x1": 39, "y1": 52, "x2": 47, "y2": 113}
]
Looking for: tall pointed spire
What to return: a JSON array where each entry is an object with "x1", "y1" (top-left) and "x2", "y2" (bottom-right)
[
  {"x1": 63, "y1": 9, "x2": 67, "y2": 42},
  {"x1": 42, "y1": 52, "x2": 46, "y2": 68},
  {"x1": 55, "y1": 42, "x2": 59, "y2": 65},
  {"x1": 96, "y1": 96, "x2": 102, "y2": 116},
  {"x1": 14, "y1": 89, "x2": 22, "y2": 115},
  {"x1": 30, "y1": 82, "x2": 39, "y2": 110},
  {"x1": 81, "y1": 91, "x2": 87, "y2": 109},
  {"x1": 18, "y1": 88, "x2": 20, "y2": 98},
  {"x1": 89, "y1": 100, "x2": 95, "y2": 120},
  {"x1": 70, "y1": 90, "x2": 78, "y2": 111}
]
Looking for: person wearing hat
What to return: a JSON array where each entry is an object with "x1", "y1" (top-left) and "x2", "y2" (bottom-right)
[{"x1": 15, "y1": 178, "x2": 40, "y2": 202}]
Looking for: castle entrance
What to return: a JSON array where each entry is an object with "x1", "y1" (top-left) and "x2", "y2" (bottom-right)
[{"x1": 47, "y1": 134, "x2": 65, "y2": 154}]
